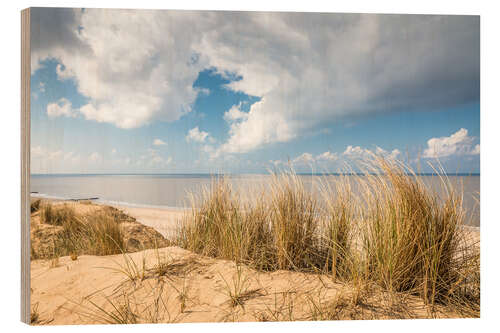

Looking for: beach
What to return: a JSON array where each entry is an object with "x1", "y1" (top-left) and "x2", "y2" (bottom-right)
[{"x1": 108, "y1": 204, "x2": 186, "y2": 239}]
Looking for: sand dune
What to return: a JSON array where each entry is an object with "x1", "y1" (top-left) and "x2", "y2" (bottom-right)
[{"x1": 31, "y1": 246, "x2": 462, "y2": 325}]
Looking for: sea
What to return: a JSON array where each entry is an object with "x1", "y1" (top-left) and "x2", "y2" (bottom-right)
[{"x1": 30, "y1": 174, "x2": 480, "y2": 227}]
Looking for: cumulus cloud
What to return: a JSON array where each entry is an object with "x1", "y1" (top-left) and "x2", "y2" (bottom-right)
[
  {"x1": 46, "y1": 98, "x2": 77, "y2": 118},
  {"x1": 201, "y1": 13, "x2": 479, "y2": 154},
  {"x1": 423, "y1": 128, "x2": 479, "y2": 158},
  {"x1": 186, "y1": 127, "x2": 213, "y2": 143},
  {"x1": 316, "y1": 151, "x2": 338, "y2": 161},
  {"x1": 223, "y1": 103, "x2": 249, "y2": 123},
  {"x1": 268, "y1": 150, "x2": 338, "y2": 168},
  {"x1": 32, "y1": 9, "x2": 479, "y2": 152},
  {"x1": 375, "y1": 146, "x2": 401, "y2": 160},
  {"x1": 293, "y1": 152, "x2": 315, "y2": 165},
  {"x1": 31, "y1": 146, "x2": 82, "y2": 173},
  {"x1": 32, "y1": 8, "x2": 206, "y2": 129},
  {"x1": 218, "y1": 100, "x2": 293, "y2": 154},
  {"x1": 343, "y1": 145, "x2": 372, "y2": 158},
  {"x1": 342, "y1": 145, "x2": 401, "y2": 160},
  {"x1": 153, "y1": 139, "x2": 167, "y2": 146}
]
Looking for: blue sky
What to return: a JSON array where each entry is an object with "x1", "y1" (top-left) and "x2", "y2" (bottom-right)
[{"x1": 30, "y1": 9, "x2": 480, "y2": 174}]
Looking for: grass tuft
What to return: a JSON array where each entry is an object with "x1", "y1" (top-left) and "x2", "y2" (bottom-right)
[{"x1": 39, "y1": 203, "x2": 125, "y2": 257}]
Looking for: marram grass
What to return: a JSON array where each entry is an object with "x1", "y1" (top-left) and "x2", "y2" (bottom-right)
[
  {"x1": 38, "y1": 203, "x2": 125, "y2": 257},
  {"x1": 175, "y1": 157, "x2": 479, "y2": 313}
]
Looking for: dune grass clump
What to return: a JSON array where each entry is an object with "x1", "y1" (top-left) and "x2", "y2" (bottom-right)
[
  {"x1": 176, "y1": 179, "x2": 274, "y2": 269},
  {"x1": 41, "y1": 203, "x2": 77, "y2": 226},
  {"x1": 176, "y1": 173, "x2": 354, "y2": 275},
  {"x1": 359, "y1": 158, "x2": 468, "y2": 306},
  {"x1": 81, "y1": 212, "x2": 125, "y2": 256},
  {"x1": 40, "y1": 203, "x2": 125, "y2": 257},
  {"x1": 177, "y1": 179, "x2": 243, "y2": 259}
]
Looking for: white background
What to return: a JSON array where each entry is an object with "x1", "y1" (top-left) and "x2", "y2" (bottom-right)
[{"x1": 1, "y1": 0, "x2": 498, "y2": 332}]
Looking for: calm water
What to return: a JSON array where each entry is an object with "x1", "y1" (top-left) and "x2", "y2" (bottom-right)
[{"x1": 31, "y1": 174, "x2": 480, "y2": 226}]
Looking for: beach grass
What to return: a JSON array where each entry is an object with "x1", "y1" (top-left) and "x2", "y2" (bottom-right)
[
  {"x1": 174, "y1": 157, "x2": 479, "y2": 314},
  {"x1": 39, "y1": 203, "x2": 125, "y2": 257}
]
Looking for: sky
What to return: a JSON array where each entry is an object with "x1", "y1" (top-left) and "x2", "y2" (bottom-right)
[{"x1": 30, "y1": 8, "x2": 480, "y2": 174}]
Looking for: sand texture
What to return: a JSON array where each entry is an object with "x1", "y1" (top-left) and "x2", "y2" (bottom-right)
[{"x1": 31, "y1": 245, "x2": 464, "y2": 325}]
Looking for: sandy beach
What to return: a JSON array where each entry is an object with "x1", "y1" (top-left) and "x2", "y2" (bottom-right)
[{"x1": 108, "y1": 204, "x2": 186, "y2": 239}]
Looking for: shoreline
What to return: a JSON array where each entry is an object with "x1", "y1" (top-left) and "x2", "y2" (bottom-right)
[{"x1": 30, "y1": 192, "x2": 188, "y2": 211}]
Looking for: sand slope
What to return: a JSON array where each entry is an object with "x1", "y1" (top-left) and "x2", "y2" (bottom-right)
[
  {"x1": 30, "y1": 200, "x2": 169, "y2": 258},
  {"x1": 31, "y1": 246, "x2": 460, "y2": 325}
]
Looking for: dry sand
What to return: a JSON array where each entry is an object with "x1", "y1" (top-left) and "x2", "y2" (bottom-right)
[
  {"x1": 108, "y1": 204, "x2": 186, "y2": 239},
  {"x1": 31, "y1": 246, "x2": 460, "y2": 325}
]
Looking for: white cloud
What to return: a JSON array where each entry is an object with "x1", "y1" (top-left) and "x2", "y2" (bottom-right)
[
  {"x1": 218, "y1": 99, "x2": 293, "y2": 154},
  {"x1": 293, "y1": 152, "x2": 315, "y2": 165},
  {"x1": 470, "y1": 144, "x2": 480, "y2": 155},
  {"x1": 223, "y1": 103, "x2": 249, "y2": 123},
  {"x1": 423, "y1": 128, "x2": 479, "y2": 158},
  {"x1": 316, "y1": 151, "x2": 338, "y2": 161},
  {"x1": 46, "y1": 98, "x2": 77, "y2": 118},
  {"x1": 343, "y1": 145, "x2": 372, "y2": 158},
  {"x1": 31, "y1": 146, "x2": 82, "y2": 173},
  {"x1": 186, "y1": 127, "x2": 213, "y2": 143},
  {"x1": 32, "y1": 9, "x2": 206, "y2": 129},
  {"x1": 32, "y1": 9, "x2": 478, "y2": 152},
  {"x1": 199, "y1": 14, "x2": 479, "y2": 154},
  {"x1": 153, "y1": 139, "x2": 167, "y2": 146},
  {"x1": 375, "y1": 146, "x2": 401, "y2": 160},
  {"x1": 342, "y1": 145, "x2": 401, "y2": 160}
]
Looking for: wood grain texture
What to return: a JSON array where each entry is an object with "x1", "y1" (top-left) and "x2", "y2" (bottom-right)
[{"x1": 21, "y1": 7, "x2": 31, "y2": 325}]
